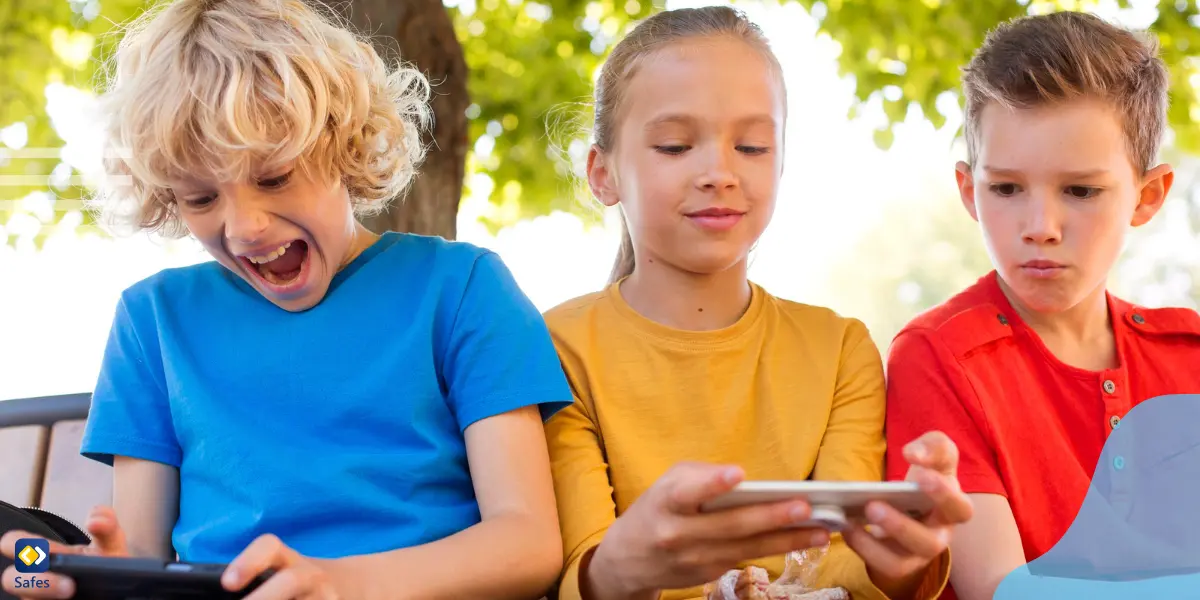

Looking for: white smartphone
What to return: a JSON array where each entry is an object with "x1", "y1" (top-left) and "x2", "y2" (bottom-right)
[{"x1": 700, "y1": 481, "x2": 934, "y2": 531}]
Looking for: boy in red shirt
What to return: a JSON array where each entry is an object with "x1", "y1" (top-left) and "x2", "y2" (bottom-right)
[{"x1": 884, "y1": 11, "x2": 1200, "y2": 600}]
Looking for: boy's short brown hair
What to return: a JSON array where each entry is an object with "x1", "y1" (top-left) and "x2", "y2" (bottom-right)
[{"x1": 962, "y1": 11, "x2": 1168, "y2": 173}]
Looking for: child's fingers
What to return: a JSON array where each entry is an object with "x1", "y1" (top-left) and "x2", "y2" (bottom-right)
[
  {"x1": 0, "y1": 532, "x2": 85, "y2": 560},
  {"x1": 223, "y1": 534, "x2": 295, "y2": 592},
  {"x1": 861, "y1": 501, "x2": 948, "y2": 560},
  {"x1": 842, "y1": 525, "x2": 926, "y2": 584},
  {"x1": 903, "y1": 432, "x2": 959, "y2": 477},
  {"x1": 84, "y1": 507, "x2": 128, "y2": 556},
  {"x1": 2, "y1": 565, "x2": 76, "y2": 599},
  {"x1": 687, "y1": 499, "x2": 813, "y2": 542},
  {"x1": 661, "y1": 462, "x2": 745, "y2": 515},
  {"x1": 908, "y1": 468, "x2": 973, "y2": 528},
  {"x1": 710, "y1": 526, "x2": 831, "y2": 567}
]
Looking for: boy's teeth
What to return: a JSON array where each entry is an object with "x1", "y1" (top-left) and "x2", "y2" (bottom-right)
[{"x1": 247, "y1": 241, "x2": 292, "y2": 264}]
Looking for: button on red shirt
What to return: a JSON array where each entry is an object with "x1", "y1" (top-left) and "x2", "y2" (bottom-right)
[{"x1": 884, "y1": 271, "x2": 1200, "y2": 597}]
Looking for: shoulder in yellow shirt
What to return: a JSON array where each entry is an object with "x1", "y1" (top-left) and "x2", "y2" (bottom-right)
[{"x1": 543, "y1": 282, "x2": 948, "y2": 600}]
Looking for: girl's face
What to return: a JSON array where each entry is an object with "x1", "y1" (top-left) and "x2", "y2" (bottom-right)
[
  {"x1": 171, "y1": 163, "x2": 374, "y2": 312},
  {"x1": 589, "y1": 36, "x2": 786, "y2": 277}
]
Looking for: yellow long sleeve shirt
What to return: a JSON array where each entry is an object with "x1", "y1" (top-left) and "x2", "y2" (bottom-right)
[{"x1": 543, "y1": 282, "x2": 948, "y2": 600}]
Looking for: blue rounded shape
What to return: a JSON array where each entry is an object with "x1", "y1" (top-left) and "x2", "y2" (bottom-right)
[{"x1": 993, "y1": 394, "x2": 1200, "y2": 598}]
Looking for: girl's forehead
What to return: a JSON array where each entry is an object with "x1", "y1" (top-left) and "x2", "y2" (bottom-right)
[{"x1": 623, "y1": 41, "x2": 785, "y2": 124}]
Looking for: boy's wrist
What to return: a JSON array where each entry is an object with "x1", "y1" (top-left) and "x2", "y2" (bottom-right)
[{"x1": 320, "y1": 556, "x2": 365, "y2": 600}]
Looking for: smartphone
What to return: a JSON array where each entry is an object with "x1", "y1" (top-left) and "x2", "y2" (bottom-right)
[
  {"x1": 700, "y1": 481, "x2": 934, "y2": 531},
  {"x1": 46, "y1": 554, "x2": 272, "y2": 600}
]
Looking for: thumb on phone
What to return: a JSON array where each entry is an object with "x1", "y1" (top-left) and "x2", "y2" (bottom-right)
[
  {"x1": 902, "y1": 431, "x2": 959, "y2": 478},
  {"x1": 661, "y1": 462, "x2": 746, "y2": 516}
]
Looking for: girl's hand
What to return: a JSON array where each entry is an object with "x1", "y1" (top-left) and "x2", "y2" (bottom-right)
[
  {"x1": 223, "y1": 534, "x2": 339, "y2": 600},
  {"x1": 586, "y1": 462, "x2": 830, "y2": 600},
  {"x1": 1, "y1": 506, "x2": 131, "y2": 599},
  {"x1": 844, "y1": 431, "x2": 974, "y2": 598}
]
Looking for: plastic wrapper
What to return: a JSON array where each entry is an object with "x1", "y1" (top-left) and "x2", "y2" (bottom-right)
[{"x1": 703, "y1": 545, "x2": 850, "y2": 600}]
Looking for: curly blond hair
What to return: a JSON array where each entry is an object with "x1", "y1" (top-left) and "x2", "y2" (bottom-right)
[{"x1": 92, "y1": 0, "x2": 431, "y2": 237}]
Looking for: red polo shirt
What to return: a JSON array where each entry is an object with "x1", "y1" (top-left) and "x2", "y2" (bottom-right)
[{"x1": 884, "y1": 271, "x2": 1200, "y2": 595}]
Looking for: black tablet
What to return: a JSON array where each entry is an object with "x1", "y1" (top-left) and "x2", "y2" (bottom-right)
[{"x1": 46, "y1": 554, "x2": 272, "y2": 599}]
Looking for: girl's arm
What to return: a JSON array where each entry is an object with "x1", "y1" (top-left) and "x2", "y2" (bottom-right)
[
  {"x1": 809, "y1": 319, "x2": 954, "y2": 600},
  {"x1": 112, "y1": 456, "x2": 179, "y2": 560}
]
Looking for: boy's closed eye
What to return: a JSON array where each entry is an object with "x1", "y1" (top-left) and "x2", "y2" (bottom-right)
[
  {"x1": 257, "y1": 170, "x2": 293, "y2": 190},
  {"x1": 986, "y1": 183, "x2": 1102, "y2": 199},
  {"x1": 174, "y1": 170, "x2": 294, "y2": 209}
]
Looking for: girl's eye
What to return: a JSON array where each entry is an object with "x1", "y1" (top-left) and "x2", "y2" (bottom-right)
[
  {"x1": 654, "y1": 145, "x2": 689, "y2": 155},
  {"x1": 737, "y1": 145, "x2": 770, "y2": 155},
  {"x1": 259, "y1": 171, "x2": 293, "y2": 189},
  {"x1": 989, "y1": 183, "x2": 1019, "y2": 197},
  {"x1": 1066, "y1": 185, "x2": 1100, "y2": 199}
]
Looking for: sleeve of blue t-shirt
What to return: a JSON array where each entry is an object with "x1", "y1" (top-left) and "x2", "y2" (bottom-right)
[
  {"x1": 442, "y1": 251, "x2": 572, "y2": 431},
  {"x1": 80, "y1": 293, "x2": 183, "y2": 467}
]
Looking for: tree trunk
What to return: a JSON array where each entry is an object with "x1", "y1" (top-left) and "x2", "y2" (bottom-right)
[{"x1": 339, "y1": 0, "x2": 469, "y2": 240}]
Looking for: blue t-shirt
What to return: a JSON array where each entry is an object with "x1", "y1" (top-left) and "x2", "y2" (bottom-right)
[{"x1": 80, "y1": 232, "x2": 572, "y2": 562}]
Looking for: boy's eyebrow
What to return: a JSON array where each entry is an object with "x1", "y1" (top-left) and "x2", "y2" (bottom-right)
[{"x1": 982, "y1": 166, "x2": 1109, "y2": 179}]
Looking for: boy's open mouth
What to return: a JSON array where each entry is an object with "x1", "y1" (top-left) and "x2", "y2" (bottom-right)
[{"x1": 241, "y1": 240, "x2": 309, "y2": 288}]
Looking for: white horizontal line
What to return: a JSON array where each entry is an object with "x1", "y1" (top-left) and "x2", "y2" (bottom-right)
[
  {"x1": 0, "y1": 149, "x2": 66, "y2": 159},
  {"x1": 0, "y1": 176, "x2": 131, "y2": 186},
  {"x1": 0, "y1": 148, "x2": 132, "y2": 159}
]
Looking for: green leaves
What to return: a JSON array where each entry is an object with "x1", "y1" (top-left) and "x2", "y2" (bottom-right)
[
  {"x1": 4, "y1": 0, "x2": 1200, "y2": 244},
  {"x1": 451, "y1": 0, "x2": 655, "y2": 232},
  {"x1": 804, "y1": 0, "x2": 1200, "y2": 155},
  {"x1": 0, "y1": 0, "x2": 145, "y2": 246}
]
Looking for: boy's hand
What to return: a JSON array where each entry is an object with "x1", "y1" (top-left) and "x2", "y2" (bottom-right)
[
  {"x1": 844, "y1": 431, "x2": 974, "y2": 598},
  {"x1": 224, "y1": 534, "x2": 339, "y2": 600},
  {"x1": 1, "y1": 506, "x2": 131, "y2": 599},
  {"x1": 585, "y1": 462, "x2": 830, "y2": 600}
]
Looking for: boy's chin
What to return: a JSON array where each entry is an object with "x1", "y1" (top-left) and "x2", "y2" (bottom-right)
[
  {"x1": 1001, "y1": 271, "x2": 1096, "y2": 315},
  {"x1": 233, "y1": 268, "x2": 330, "y2": 312}
]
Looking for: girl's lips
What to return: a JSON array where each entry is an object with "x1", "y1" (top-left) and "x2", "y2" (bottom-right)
[{"x1": 687, "y1": 213, "x2": 744, "y2": 231}]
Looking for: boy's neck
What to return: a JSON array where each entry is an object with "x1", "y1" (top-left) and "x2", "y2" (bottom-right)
[
  {"x1": 620, "y1": 258, "x2": 752, "y2": 331},
  {"x1": 998, "y1": 277, "x2": 1118, "y2": 371},
  {"x1": 338, "y1": 221, "x2": 381, "y2": 272}
]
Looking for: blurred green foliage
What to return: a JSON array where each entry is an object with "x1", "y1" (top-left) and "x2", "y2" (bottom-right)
[{"x1": 3, "y1": 0, "x2": 1200, "y2": 244}]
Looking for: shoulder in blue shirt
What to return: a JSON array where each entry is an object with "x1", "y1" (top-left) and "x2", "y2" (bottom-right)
[{"x1": 81, "y1": 232, "x2": 572, "y2": 562}]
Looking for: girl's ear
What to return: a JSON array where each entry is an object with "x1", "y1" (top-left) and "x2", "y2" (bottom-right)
[{"x1": 587, "y1": 145, "x2": 620, "y2": 208}]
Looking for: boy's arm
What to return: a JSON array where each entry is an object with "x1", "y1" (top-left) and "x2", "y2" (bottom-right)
[
  {"x1": 327, "y1": 405, "x2": 562, "y2": 600},
  {"x1": 884, "y1": 328, "x2": 1014, "y2": 598},
  {"x1": 320, "y1": 251, "x2": 568, "y2": 599},
  {"x1": 948, "y1": 494, "x2": 1026, "y2": 600},
  {"x1": 112, "y1": 456, "x2": 178, "y2": 560}
]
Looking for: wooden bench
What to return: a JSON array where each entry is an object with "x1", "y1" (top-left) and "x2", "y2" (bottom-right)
[{"x1": 0, "y1": 393, "x2": 111, "y2": 528}]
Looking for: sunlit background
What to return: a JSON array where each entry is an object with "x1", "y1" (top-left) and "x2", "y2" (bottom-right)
[{"x1": 2, "y1": 0, "x2": 1198, "y2": 400}]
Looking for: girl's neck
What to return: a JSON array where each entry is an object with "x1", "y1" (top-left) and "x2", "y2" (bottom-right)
[
  {"x1": 619, "y1": 257, "x2": 752, "y2": 331},
  {"x1": 998, "y1": 277, "x2": 1117, "y2": 370}
]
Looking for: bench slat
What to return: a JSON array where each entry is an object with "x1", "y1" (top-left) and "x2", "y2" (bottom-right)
[
  {"x1": 39, "y1": 420, "x2": 112, "y2": 527},
  {"x1": 0, "y1": 425, "x2": 49, "y2": 507}
]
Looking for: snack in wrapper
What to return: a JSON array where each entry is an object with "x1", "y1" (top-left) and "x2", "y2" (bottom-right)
[{"x1": 703, "y1": 545, "x2": 849, "y2": 600}]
